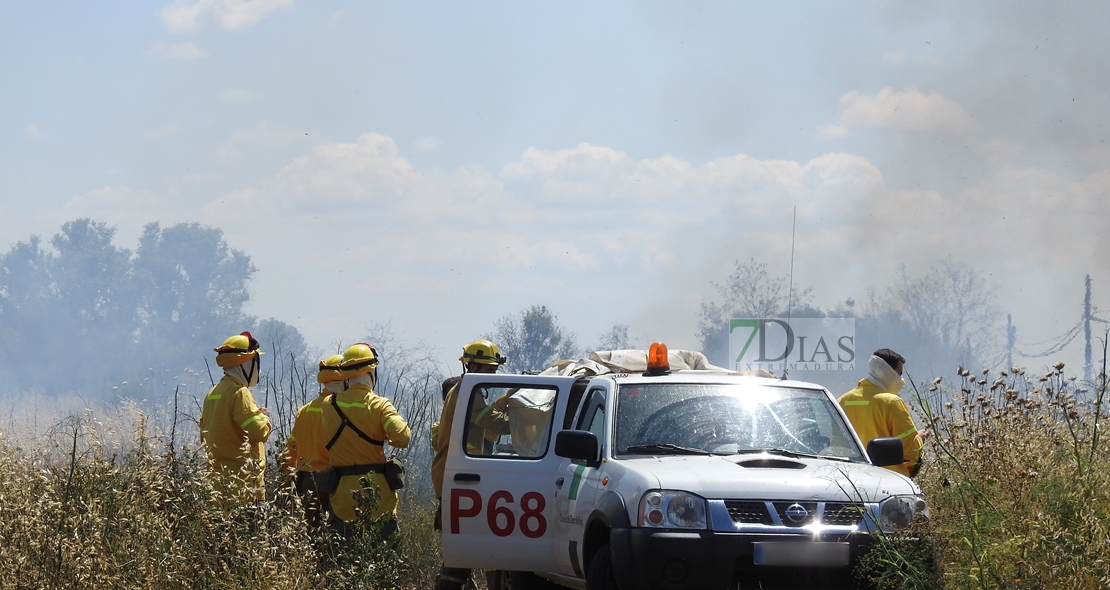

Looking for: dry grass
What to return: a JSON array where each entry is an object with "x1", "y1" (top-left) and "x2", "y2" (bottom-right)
[
  {"x1": 0, "y1": 348, "x2": 446, "y2": 590},
  {"x1": 8, "y1": 344, "x2": 1110, "y2": 589},
  {"x1": 0, "y1": 406, "x2": 444, "y2": 590},
  {"x1": 860, "y1": 348, "x2": 1110, "y2": 590}
]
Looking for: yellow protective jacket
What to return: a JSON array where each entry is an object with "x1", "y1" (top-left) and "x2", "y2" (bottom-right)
[
  {"x1": 431, "y1": 382, "x2": 510, "y2": 498},
  {"x1": 321, "y1": 384, "x2": 411, "y2": 521},
  {"x1": 838, "y1": 379, "x2": 924, "y2": 477},
  {"x1": 283, "y1": 394, "x2": 330, "y2": 473},
  {"x1": 199, "y1": 375, "x2": 272, "y2": 500}
]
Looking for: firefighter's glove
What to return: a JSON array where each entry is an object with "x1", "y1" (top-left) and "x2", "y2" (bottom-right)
[{"x1": 491, "y1": 395, "x2": 512, "y2": 413}]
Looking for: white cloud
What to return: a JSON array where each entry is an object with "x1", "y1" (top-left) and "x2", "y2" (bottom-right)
[
  {"x1": 162, "y1": 0, "x2": 294, "y2": 33},
  {"x1": 148, "y1": 41, "x2": 208, "y2": 60},
  {"x1": 827, "y1": 87, "x2": 978, "y2": 136},
  {"x1": 274, "y1": 133, "x2": 426, "y2": 205},
  {"x1": 25, "y1": 123, "x2": 43, "y2": 140},
  {"x1": 502, "y1": 143, "x2": 634, "y2": 180},
  {"x1": 207, "y1": 130, "x2": 1110, "y2": 375},
  {"x1": 220, "y1": 88, "x2": 256, "y2": 102},
  {"x1": 500, "y1": 143, "x2": 639, "y2": 203}
]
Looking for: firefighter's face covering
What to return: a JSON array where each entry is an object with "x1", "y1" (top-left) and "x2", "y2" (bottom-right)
[
  {"x1": 226, "y1": 356, "x2": 260, "y2": 387},
  {"x1": 324, "y1": 380, "x2": 346, "y2": 394},
  {"x1": 348, "y1": 371, "x2": 376, "y2": 391},
  {"x1": 867, "y1": 354, "x2": 905, "y2": 393}
]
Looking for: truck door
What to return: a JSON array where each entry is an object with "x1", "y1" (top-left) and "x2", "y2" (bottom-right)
[
  {"x1": 442, "y1": 374, "x2": 579, "y2": 573},
  {"x1": 552, "y1": 381, "x2": 614, "y2": 578}
]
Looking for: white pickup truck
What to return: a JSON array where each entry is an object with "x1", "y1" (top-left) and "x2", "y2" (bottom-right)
[{"x1": 441, "y1": 344, "x2": 926, "y2": 590}]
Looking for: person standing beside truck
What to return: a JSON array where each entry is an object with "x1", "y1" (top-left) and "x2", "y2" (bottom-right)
[
  {"x1": 321, "y1": 342, "x2": 411, "y2": 539},
  {"x1": 282, "y1": 354, "x2": 345, "y2": 527},
  {"x1": 432, "y1": 339, "x2": 513, "y2": 590},
  {"x1": 200, "y1": 331, "x2": 272, "y2": 503},
  {"x1": 838, "y1": 348, "x2": 925, "y2": 477}
]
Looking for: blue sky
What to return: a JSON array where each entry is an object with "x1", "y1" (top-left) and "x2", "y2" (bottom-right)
[{"x1": 2, "y1": 1, "x2": 1108, "y2": 372}]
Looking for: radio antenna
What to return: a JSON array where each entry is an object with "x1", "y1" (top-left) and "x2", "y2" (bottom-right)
[{"x1": 783, "y1": 206, "x2": 797, "y2": 381}]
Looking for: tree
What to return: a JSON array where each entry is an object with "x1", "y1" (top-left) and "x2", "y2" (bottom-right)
[
  {"x1": 697, "y1": 257, "x2": 818, "y2": 366},
  {"x1": 50, "y1": 219, "x2": 134, "y2": 327},
  {"x1": 0, "y1": 219, "x2": 262, "y2": 395},
  {"x1": 0, "y1": 221, "x2": 138, "y2": 390},
  {"x1": 868, "y1": 258, "x2": 1002, "y2": 374},
  {"x1": 250, "y1": 317, "x2": 308, "y2": 362},
  {"x1": 591, "y1": 323, "x2": 631, "y2": 352},
  {"x1": 0, "y1": 236, "x2": 55, "y2": 387},
  {"x1": 132, "y1": 222, "x2": 256, "y2": 373},
  {"x1": 50, "y1": 220, "x2": 136, "y2": 384},
  {"x1": 486, "y1": 305, "x2": 580, "y2": 374}
]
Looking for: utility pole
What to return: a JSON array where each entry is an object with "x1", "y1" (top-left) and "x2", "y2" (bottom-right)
[
  {"x1": 1006, "y1": 314, "x2": 1016, "y2": 370},
  {"x1": 1085, "y1": 274, "x2": 1093, "y2": 382}
]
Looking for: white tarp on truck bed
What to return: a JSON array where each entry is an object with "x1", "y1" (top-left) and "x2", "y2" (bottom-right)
[
  {"x1": 538, "y1": 348, "x2": 725, "y2": 377},
  {"x1": 501, "y1": 350, "x2": 726, "y2": 455}
]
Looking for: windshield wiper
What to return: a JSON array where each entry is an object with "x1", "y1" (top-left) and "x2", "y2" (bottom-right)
[
  {"x1": 732, "y1": 448, "x2": 851, "y2": 461},
  {"x1": 624, "y1": 443, "x2": 711, "y2": 456}
]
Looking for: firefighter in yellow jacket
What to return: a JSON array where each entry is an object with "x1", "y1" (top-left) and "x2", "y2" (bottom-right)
[
  {"x1": 838, "y1": 348, "x2": 925, "y2": 477},
  {"x1": 282, "y1": 354, "x2": 345, "y2": 524},
  {"x1": 200, "y1": 331, "x2": 272, "y2": 502},
  {"x1": 321, "y1": 343, "x2": 411, "y2": 537},
  {"x1": 433, "y1": 339, "x2": 513, "y2": 590}
]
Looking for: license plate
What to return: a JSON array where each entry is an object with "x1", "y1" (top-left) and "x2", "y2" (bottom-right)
[{"x1": 752, "y1": 542, "x2": 850, "y2": 567}]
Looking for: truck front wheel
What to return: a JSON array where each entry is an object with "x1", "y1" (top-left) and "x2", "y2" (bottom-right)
[{"x1": 586, "y1": 544, "x2": 619, "y2": 590}]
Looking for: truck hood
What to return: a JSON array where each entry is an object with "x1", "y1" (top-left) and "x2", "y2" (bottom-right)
[{"x1": 620, "y1": 454, "x2": 919, "y2": 502}]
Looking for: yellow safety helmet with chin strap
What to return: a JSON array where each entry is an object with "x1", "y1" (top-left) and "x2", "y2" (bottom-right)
[
  {"x1": 459, "y1": 339, "x2": 506, "y2": 367},
  {"x1": 317, "y1": 354, "x2": 345, "y2": 384},
  {"x1": 340, "y1": 343, "x2": 379, "y2": 378},
  {"x1": 214, "y1": 331, "x2": 264, "y2": 368}
]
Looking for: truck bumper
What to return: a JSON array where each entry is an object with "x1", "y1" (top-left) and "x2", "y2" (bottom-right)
[{"x1": 610, "y1": 528, "x2": 873, "y2": 590}]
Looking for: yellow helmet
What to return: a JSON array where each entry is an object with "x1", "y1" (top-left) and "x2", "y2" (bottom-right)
[
  {"x1": 317, "y1": 354, "x2": 345, "y2": 384},
  {"x1": 340, "y1": 343, "x2": 379, "y2": 378},
  {"x1": 214, "y1": 331, "x2": 264, "y2": 368},
  {"x1": 459, "y1": 339, "x2": 506, "y2": 366}
]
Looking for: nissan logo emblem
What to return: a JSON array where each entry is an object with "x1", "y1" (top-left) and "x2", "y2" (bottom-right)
[{"x1": 784, "y1": 504, "x2": 809, "y2": 524}]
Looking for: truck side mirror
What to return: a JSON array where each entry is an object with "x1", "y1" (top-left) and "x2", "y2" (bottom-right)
[
  {"x1": 866, "y1": 437, "x2": 904, "y2": 467},
  {"x1": 555, "y1": 430, "x2": 601, "y2": 468}
]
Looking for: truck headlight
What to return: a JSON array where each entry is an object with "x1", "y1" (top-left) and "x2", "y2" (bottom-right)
[
  {"x1": 638, "y1": 490, "x2": 707, "y2": 529},
  {"x1": 878, "y1": 495, "x2": 929, "y2": 532}
]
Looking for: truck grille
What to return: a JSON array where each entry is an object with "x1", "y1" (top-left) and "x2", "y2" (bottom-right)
[
  {"x1": 725, "y1": 501, "x2": 774, "y2": 524},
  {"x1": 822, "y1": 502, "x2": 865, "y2": 526},
  {"x1": 724, "y1": 501, "x2": 865, "y2": 526}
]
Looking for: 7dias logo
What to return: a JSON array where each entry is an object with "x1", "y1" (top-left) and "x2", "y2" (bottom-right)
[{"x1": 729, "y1": 318, "x2": 856, "y2": 372}]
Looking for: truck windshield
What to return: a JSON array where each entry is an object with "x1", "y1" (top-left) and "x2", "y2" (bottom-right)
[{"x1": 614, "y1": 383, "x2": 865, "y2": 461}]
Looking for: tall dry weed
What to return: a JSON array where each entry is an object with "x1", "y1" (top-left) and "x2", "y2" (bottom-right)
[
  {"x1": 0, "y1": 345, "x2": 446, "y2": 589},
  {"x1": 901, "y1": 343, "x2": 1110, "y2": 590}
]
